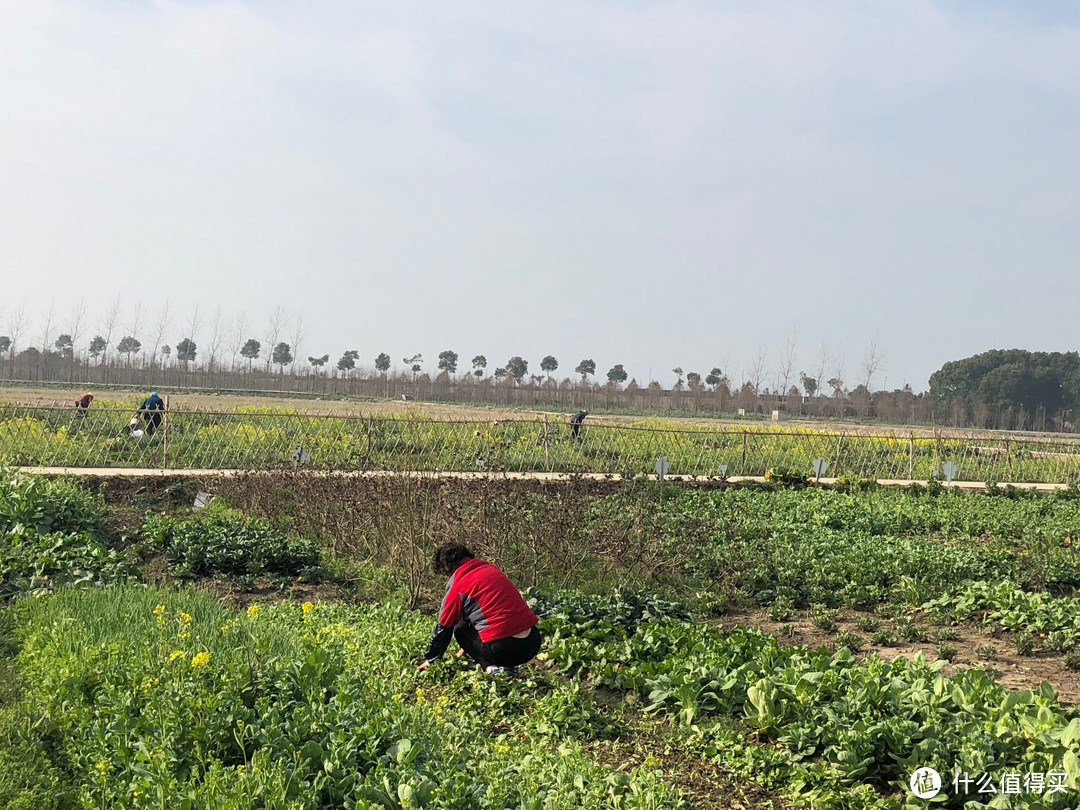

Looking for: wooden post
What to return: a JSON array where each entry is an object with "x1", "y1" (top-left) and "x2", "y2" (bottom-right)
[
  {"x1": 834, "y1": 434, "x2": 844, "y2": 478},
  {"x1": 162, "y1": 395, "x2": 170, "y2": 471},
  {"x1": 741, "y1": 431, "x2": 748, "y2": 472},
  {"x1": 908, "y1": 434, "x2": 915, "y2": 480},
  {"x1": 543, "y1": 414, "x2": 551, "y2": 471}
]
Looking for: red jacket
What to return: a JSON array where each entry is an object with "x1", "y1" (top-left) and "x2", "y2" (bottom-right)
[{"x1": 424, "y1": 558, "x2": 538, "y2": 661}]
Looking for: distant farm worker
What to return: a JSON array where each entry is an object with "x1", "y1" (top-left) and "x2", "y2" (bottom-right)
[
  {"x1": 417, "y1": 543, "x2": 541, "y2": 676},
  {"x1": 74, "y1": 392, "x2": 94, "y2": 416},
  {"x1": 569, "y1": 408, "x2": 589, "y2": 440},
  {"x1": 139, "y1": 391, "x2": 165, "y2": 436}
]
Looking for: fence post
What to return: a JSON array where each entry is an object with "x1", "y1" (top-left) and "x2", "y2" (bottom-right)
[
  {"x1": 1004, "y1": 439, "x2": 1013, "y2": 478},
  {"x1": 162, "y1": 395, "x2": 170, "y2": 471},
  {"x1": 543, "y1": 414, "x2": 551, "y2": 472},
  {"x1": 834, "y1": 434, "x2": 844, "y2": 478},
  {"x1": 908, "y1": 434, "x2": 915, "y2": 480},
  {"x1": 741, "y1": 431, "x2": 747, "y2": 472}
]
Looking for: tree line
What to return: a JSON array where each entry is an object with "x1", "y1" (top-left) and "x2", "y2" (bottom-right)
[{"x1": 2, "y1": 302, "x2": 1077, "y2": 431}]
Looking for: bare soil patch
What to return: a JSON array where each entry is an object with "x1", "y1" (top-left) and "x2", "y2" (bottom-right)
[{"x1": 716, "y1": 609, "x2": 1080, "y2": 705}]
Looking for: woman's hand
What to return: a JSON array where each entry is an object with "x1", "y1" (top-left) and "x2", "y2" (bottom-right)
[{"x1": 416, "y1": 660, "x2": 431, "y2": 671}]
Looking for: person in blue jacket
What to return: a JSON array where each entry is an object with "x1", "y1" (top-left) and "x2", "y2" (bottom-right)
[{"x1": 139, "y1": 391, "x2": 165, "y2": 436}]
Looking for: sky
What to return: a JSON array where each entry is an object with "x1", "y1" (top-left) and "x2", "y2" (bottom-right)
[{"x1": 1, "y1": 0, "x2": 1077, "y2": 390}]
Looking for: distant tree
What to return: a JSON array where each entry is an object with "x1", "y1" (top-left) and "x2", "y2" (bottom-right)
[
  {"x1": 404, "y1": 354, "x2": 423, "y2": 379},
  {"x1": 929, "y1": 349, "x2": 1080, "y2": 426},
  {"x1": 272, "y1": 342, "x2": 293, "y2": 371},
  {"x1": 117, "y1": 336, "x2": 142, "y2": 364},
  {"x1": 493, "y1": 367, "x2": 507, "y2": 380},
  {"x1": 54, "y1": 334, "x2": 74, "y2": 361},
  {"x1": 438, "y1": 350, "x2": 459, "y2": 375},
  {"x1": 308, "y1": 354, "x2": 330, "y2": 374},
  {"x1": 575, "y1": 359, "x2": 596, "y2": 382},
  {"x1": 0, "y1": 336, "x2": 10, "y2": 365},
  {"x1": 540, "y1": 355, "x2": 558, "y2": 378},
  {"x1": 337, "y1": 350, "x2": 360, "y2": 373},
  {"x1": 686, "y1": 371, "x2": 701, "y2": 388},
  {"x1": 607, "y1": 364, "x2": 628, "y2": 386},
  {"x1": 88, "y1": 335, "x2": 107, "y2": 364},
  {"x1": 705, "y1": 367, "x2": 723, "y2": 388},
  {"x1": 505, "y1": 356, "x2": 528, "y2": 383},
  {"x1": 471, "y1": 355, "x2": 487, "y2": 378},
  {"x1": 800, "y1": 372, "x2": 819, "y2": 397},
  {"x1": 827, "y1": 377, "x2": 845, "y2": 397},
  {"x1": 176, "y1": 338, "x2": 197, "y2": 365},
  {"x1": 374, "y1": 353, "x2": 391, "y2": 373},
  {"x1": 672, "y1": 367, "x2": 684, "y2": 387},
  {"x1": 161, "y1": 345, "x2": 172, "y2": 364},
  {"x1": 240, "y1": 338, "x2": 261, "y2": 372}
]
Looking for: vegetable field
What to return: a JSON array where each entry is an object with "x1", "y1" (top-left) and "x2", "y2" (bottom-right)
[
  {"x1": 7, "y1": 472, "x2": 1080, "y2": 807},
  {"x1": 4, "y1": 402, "x2": 1080, "y2": 482}
]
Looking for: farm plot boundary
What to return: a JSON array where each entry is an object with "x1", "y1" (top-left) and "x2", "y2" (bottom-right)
[{"x1": 3, "y1": 404, "x2": 1080, "y2": 483}]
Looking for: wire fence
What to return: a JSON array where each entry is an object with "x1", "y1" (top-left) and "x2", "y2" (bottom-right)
[{"x1": 2, "y1": 404, "x2": 1080, "y2": 483}]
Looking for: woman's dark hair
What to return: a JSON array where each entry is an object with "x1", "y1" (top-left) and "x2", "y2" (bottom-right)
[{"x1": 432, "y1": 543, "x2": 475, "y2": 576}]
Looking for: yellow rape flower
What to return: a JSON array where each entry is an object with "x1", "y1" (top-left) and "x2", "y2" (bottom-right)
[
  {"x1": 178, "y1": 631, "x2": 191, "y2": 640},
  {"x1": 170, "y1": 650, "x2": 185, "y2": 661},
  {"x1": 95, "y1": 759, "x2": 112, "y2": 773},
  {"x1": 437, "y1": 695, "x2": 449, "y2": 704},
  {"x1": 178, "y1": 611, "x2": 192, "y2": 623},
  {"x1": 247, "y1": 604, "x2": 260, "y2": 618},
  {"x1": 191, "y1": 652, "x2": 211, "y2": 669},
  {"x1": 153, "y1": 604, "x2": 166, "y2": 617},
  {"x1": 302, "y1": 602, "x2": 314, "y2": 613}
]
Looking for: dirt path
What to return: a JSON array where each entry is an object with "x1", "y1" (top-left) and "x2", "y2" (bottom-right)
[{"x1": 14, "y1": 466, "x2": 1071, "y2": 492}]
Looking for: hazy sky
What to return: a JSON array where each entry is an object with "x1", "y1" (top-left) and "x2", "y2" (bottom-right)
[{"x1": 1, "y1": 0, "x2": 1077, "y2": 389}]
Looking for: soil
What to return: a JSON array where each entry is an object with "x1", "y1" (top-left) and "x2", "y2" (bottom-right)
[
  {"x1": 584, "y1": 725, "x2": 792, "y2": 810},
  {"x1": 715, "y1": 609, "x2": 1080, "y2": 705}
]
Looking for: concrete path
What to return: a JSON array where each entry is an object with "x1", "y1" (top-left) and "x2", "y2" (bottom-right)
[{"x1": 14, "y1": 466, "x2": 1070, "y2": 492}]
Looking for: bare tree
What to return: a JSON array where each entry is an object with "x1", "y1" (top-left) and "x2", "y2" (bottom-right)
[
  {"x1": 207, "y1": 307, "x2": 228, "y2": 375},
  {"x1": 748, "y1": 343, "x2": 769, "y2": 395},
  {"x1": 185, "y1": 305, "x2": 202, "y2": 350},
  {"x1": 860, "y1": 334, "x2": 885, "y2": 392},
  {"x1": 7, "y1": 304, "x2": 29, "y2": 364},
  {"x1": 67, "y1": 299, "x2": 87, "y2": 364},
  {"x1": 830, "y1": 347, "x2": 847, "y2": 397},
  {"x1": 264, "y1": 306, "x2": 288, "y2": 372},
  {"x1": 39, "y1": 301, "x2": 56, "y2": 354},
  {"x1": 229, "y1": 311, "x2": 249, "y2": 372},
  {"x1": 149, "y1": 301, "x2": 172, "y2": 369},
  {"x1": 288, "y1": 313, "x2": 306, "y2": 375},
  {"x1": 776, "y1": 326, "x2": 798, "y2": 393},
  {"x1": 814, "y1": 340, "x2": 830, "y2": 397},
  {"x1": 99, "y1": 296, "x2": 122, "y2": 368},
  {"x1": 126, "y1": 303, "x2": 145, "y2": 368}
]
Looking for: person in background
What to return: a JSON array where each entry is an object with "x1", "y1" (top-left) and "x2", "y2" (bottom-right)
[
  {"x1": 417, "y1": 543, "x2": 541, "y2": 676},
  {"x1": 139, "y1": 391, "x2": 165, "y2": 436},
  {"x1": 74, "y1": 392, "x2": 94, "y2": 417},
  {"x1": 569, "y1": 408, "x2": 589, "y2": 440}
]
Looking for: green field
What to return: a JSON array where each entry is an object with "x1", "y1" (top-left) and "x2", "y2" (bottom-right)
[
  {"x1": 4, "y1": 401, "x2": 1080, "y2": 482},
  {"x1": 5, "y1": 472, "x2": 1080, "y2": 808}
]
